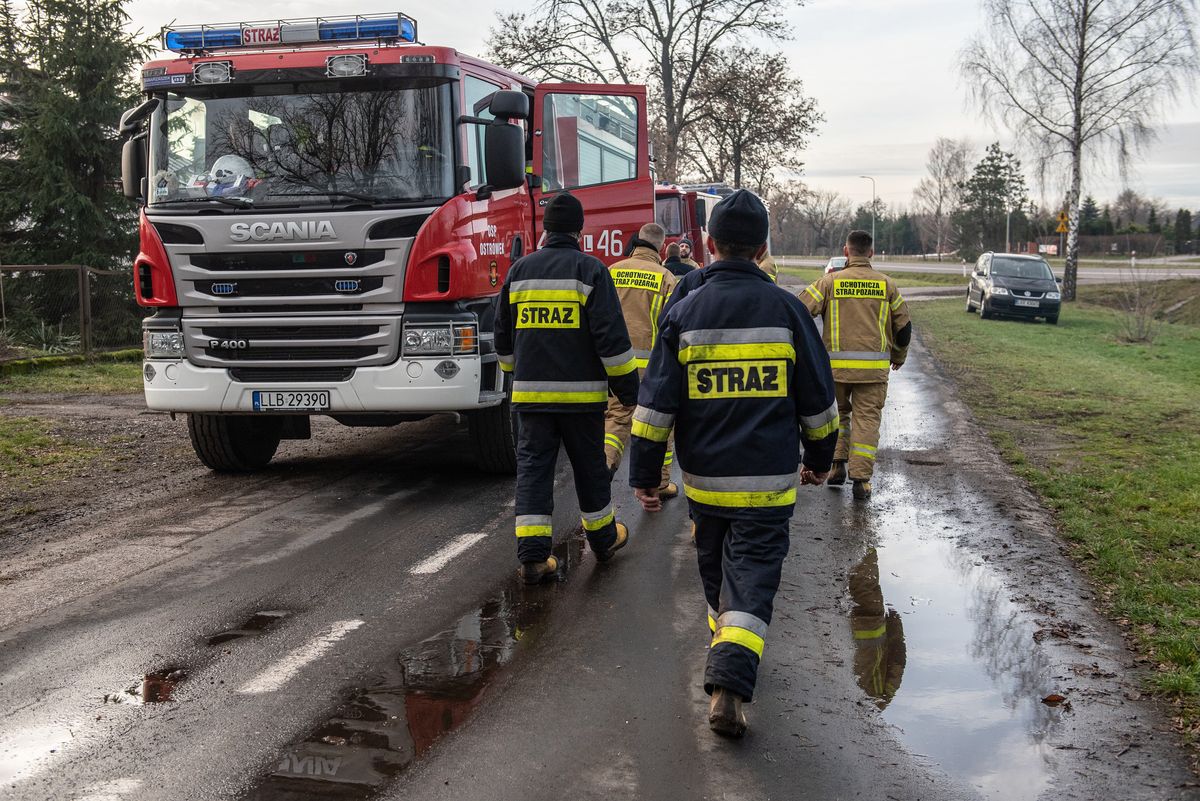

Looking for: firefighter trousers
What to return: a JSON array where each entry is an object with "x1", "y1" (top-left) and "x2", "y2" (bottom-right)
[
  {"x1": 693, "y1": 509, "x2": 790, "y2": 702},
  {"x1": 834, "y1": 381, "x2": 889, "y2": 481},
  {"x1": 604, "y1": 393, "x2": 673, "y2": 486},
  {"x1": 514, "y1": 411, "x2": 618, "y2": 564}
]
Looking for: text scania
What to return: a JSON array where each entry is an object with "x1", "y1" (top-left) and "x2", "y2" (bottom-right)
[{"x1": 229, "y1": 221, "x2": 337, "y2": 242}]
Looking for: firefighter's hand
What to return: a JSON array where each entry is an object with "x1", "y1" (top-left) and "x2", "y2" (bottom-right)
[
  {"x1": 634, "y1": 486, "x2": 662, "y2": 513},
  {"x1": 891, "y1": 361, "x2": 904, "y2": 371},
  {"x1": 800, "y1": 468, "x2": 829, "y2": 486}
]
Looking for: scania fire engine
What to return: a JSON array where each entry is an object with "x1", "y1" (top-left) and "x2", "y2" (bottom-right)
[{"x1": 119, "y1": 13, "x2": 654, "y2": 472}]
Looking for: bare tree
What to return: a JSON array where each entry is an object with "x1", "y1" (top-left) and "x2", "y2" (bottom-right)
[
  {"x1": 800, "y1": 188, "x2": 852, "y2": 256},
  {"x1": 911, "y1": 137, "x2": 972, "y2": 260},
  {"x1": 681, "y1": 47, "x2": 821, "y2": 190},
  {"x1": 487, "y1": 0, "x2": 799, "y2": 182},
  {"x1": 960, "y1": 0, "x2": 1199, "y2": 301},
  {"x1": 767, "y1": 179, "x2": 811, "y2": 254}
]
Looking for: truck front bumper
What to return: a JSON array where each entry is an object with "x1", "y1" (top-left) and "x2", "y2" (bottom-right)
[{"x1": 142, "y1": 356, "x2": 499, "y2": 413}]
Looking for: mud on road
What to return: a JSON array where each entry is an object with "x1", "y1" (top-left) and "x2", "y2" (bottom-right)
[{"x1": 1, "y1": 349, "x2": 1198, "y2": 800}]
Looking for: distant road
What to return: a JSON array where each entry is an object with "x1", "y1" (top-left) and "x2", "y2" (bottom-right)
[{"x1": 778, "y1": 257, "x2": 1200, "y2": 284}]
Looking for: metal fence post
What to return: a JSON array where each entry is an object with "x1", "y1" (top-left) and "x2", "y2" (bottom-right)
[{"x1": 77, "y1": 265, "x2": 93, "y2": 357}]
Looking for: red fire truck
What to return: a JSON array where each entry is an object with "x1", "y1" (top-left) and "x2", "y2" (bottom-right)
[
  {"x1": 119, "y1": 13, "x2": 654, "y2": 473},
  {"x1": 653, "y1": 183, "x2": 723, "y2": 266}
]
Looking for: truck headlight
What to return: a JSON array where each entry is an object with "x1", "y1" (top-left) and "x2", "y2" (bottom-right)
[
  {"x1": 403, "y1": 324, "x2": 478, "y2": 357},
  {"x1": 990, "y1": 286, "x2": 1009, "y2": 296},
  {"x1": 144, "y1": 330, "x2": 185, "y2": 359},
  {"x1": 1046, "y1": 292, "x2": 1061, "y2": 300}
]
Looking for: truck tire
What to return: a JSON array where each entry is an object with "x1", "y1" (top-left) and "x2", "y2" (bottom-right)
[
  {"x1": 469, "y1": 390, "x2": 517, "y2": 475},
  {"x1": 187, "y1": 413, "x2": 283, "y2": 472}
]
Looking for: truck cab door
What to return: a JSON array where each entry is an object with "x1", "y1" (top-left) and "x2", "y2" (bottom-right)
[{"x1": 531, "y1": 83, "x2": 654, "y2": 265}]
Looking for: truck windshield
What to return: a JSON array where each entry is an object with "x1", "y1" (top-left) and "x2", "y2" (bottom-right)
[
  {"x1": 655, "y1": 195, "x2": 683, "y2": 236},
  {"x1": 148, "y1": 79, "x2": 455, "y2": 209}
]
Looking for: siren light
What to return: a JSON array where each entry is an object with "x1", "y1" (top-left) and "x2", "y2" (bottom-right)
[{"x1": 162, "y1": 13, "x2": 417, "y2": 52}]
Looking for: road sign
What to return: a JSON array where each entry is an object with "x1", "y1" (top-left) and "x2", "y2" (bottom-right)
[
  {"x1": 1057, "y1": 210, "x2": 1068, "y2": 223},
  {"x1": 1055, "y1": 221, "x2": 1068, "y2": 233}
]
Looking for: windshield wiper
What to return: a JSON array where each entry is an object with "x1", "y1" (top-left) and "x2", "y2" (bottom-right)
[
  {"x1": 154, "y1": 195, "x2": 254, "y2": 209},
  {"x1": 268, "y1": 190, "x2": 384, "y2": 204}
]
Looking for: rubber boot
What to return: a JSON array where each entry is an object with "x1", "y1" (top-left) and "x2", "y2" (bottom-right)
[
  {"x1": 827, "y1": 460, "x2": 848, "y2": 486},
  {"x1": 708, "y1": 686, "x2": 747, "y2": 738},
  {"x1": 658, "y1": 481, "x2": 679, "y2": 500},
  {"x1": 852, "y1": 480, "x2": 872, "y2": 500},
  {"x1": 521, "y1": 555, "x2": 559, "y2": 585},
  {"x1": 594, "y1": 522, "x2": 629, "y2": 563}
]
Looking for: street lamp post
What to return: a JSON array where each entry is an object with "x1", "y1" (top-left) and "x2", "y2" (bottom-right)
[
  {"x1": 858, "y1": 175, "x2": 876, "y2": 246},
  {"x1": 1005, "y1": 207, "x2": 1012, "y2": 253}
]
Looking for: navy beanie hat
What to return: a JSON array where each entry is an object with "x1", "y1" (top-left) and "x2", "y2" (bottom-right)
[{"x1": 543, "y1": 192, "x2": 585, "y2": 233}]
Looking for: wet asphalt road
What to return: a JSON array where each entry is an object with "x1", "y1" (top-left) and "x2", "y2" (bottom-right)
[{"x1": 2, "y1": 344, "x2": 1198, "y2": 801}]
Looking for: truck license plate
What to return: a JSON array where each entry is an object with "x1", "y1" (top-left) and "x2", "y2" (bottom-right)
[
  {"x1": 1014, "y1": 299, "x2": 1039, "y2": 308},
  {"x1": 252, "y1": 390, "x2": 330, "y2": 411}
]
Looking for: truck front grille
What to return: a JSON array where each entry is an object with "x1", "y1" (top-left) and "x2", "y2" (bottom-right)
[
  {"x1": 191, "y1": 250, "x2": 386, "y2": 271},
  {"x1": 206, "y1": 346, "x2": 378, "y2": 361},
  {"x1": 195, "y1": 277, "x2": 385, "y2": 298},
  {"x1": 183, "y1": 317, "x2": 399, "y2": 368},
  {"x1": 229, "y1": 367, "x2": 355, "y2": 383}
]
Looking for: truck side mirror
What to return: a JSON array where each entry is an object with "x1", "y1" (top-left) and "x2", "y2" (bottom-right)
[
  {"x1": 121, "y1": 135, "x2": 148, "y2": 200},
  {"x1": 488, "y1": 90, "x2": 529, "y2": 120},
  {"x1": 484, "y1": 122, "x2": 525, "y2": 191},
  {"x1": 120, "y1": 98, "x2": 159, "y2": 136}
]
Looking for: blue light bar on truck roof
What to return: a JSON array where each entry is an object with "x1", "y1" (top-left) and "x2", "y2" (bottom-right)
[{"x1": 162, "y1": 13, "x2": 417, "y2": 52}]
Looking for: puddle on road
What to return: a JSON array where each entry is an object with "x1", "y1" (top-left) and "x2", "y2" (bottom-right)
[
  {"x1": 208, "y1": 610, "x2": 291, "y2": 646},
  {"x1": 843, "y1": 475, "x2": 1062, "y2": 800},
  {"x1": 246, "y1": 535, "x2": 586, "y2": 800}
]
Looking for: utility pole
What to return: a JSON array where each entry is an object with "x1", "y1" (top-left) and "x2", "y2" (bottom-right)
[
  {"x1": 858, "y1": 175, "x2": 876, "y2": 246},
  {"x1": 1005, "y1": 207, "x2": 1012, "y2": 253}
]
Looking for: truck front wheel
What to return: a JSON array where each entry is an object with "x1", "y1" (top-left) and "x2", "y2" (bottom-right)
[
  {"x1": 468, "y1": 390, "x2": 517, "y2": 475},
  {"x1": 187, "y1": 413, "x2": 283, "y2": 472}
]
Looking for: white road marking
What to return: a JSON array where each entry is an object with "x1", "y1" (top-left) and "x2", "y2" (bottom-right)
[
  {"x1": 239, "y1": 619, "x2": 364, "y2": 694},
  {"x1": 409, "y1": 532, "x2": 488, "y2": 575},
  {"x1": 76, "y1": 778, "x2": 142, "y2": 800}
]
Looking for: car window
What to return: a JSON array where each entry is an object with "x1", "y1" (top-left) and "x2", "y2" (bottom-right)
[{"x1": 991, "y1": 257, "x2": 1054, "y2": 280}]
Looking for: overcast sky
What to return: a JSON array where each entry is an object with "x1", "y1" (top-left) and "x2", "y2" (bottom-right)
[{"x1": 127, "y1": 0, "x2": 1200, "y2": 211}]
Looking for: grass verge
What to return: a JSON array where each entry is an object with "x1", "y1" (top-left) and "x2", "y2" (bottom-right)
[
  {"x1": 0, "y1": 361, "x2": 143, "y2": 395},
  {"x1": 0, "y1": 416, "x2": 106, "y2": 485},
  {"x1": 917, "y1": 298, "x2": 1200, "y2": 745}
]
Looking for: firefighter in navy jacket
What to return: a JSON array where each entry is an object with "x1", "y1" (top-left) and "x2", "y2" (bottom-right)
[
  {"x1": 495, "y1": 192, "x2": 640, "y2": 584},
  {"x1": 628, "y1": 190, "x2": 838, "y2": 737}
]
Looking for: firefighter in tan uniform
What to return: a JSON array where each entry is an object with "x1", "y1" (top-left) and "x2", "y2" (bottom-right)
[
  {"x1": 756, "y1": 249, "x2": 779, "y2": 282},
  {"x1": 604, "y1": 223, "x2": 678, "y2": 497},
  {"x1": 800, "y1": 230, "x2": 912, "y2": 500}
]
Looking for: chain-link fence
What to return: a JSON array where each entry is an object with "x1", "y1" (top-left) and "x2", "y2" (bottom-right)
[{"x1": 0, "y1": 265, "x2": 144, "y2": 361}]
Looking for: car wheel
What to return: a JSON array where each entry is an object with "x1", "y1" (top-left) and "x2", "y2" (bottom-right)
[
  {"x1": 1047, "y1": 315, "x2": 1059, "y2": 325},
  {"x1": 965, "y1": 291, "x2": 976, "y2": 312},
  {"x1": 979, "y1": 298, "x2": 993, "y2": 320}
]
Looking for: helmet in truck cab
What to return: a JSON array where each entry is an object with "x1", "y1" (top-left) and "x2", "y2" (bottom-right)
[{"x1": 209, "y1": 155, "x2": 253, "y2": 194}]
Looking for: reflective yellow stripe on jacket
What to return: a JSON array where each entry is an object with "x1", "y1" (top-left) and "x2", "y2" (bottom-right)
[
  {"x1": 511, "y1": 380, "x2": 608, "y2": 404},
  {"x1": 682, "y1": 471, "x2": 797, "y2": 508}
]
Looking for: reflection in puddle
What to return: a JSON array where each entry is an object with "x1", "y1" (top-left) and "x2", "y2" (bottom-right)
[
  {"x1": 847, "y1": 549, "x2": 905, "y2": 709},
  {"x1": 247, "y1": 535, "x2": 586, "y2": 800},
  {"x1": 848, "y1": 476, "x2": 1060, "y2": 801}
]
